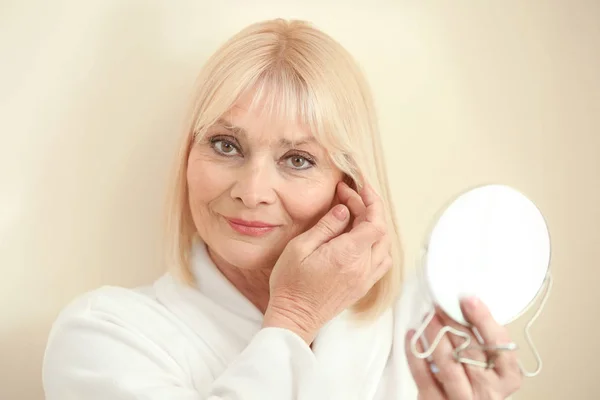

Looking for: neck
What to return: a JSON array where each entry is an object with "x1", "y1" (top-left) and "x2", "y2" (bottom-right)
[{"x1": 207, "y1": 247, "x2": 272, "y2": 314}]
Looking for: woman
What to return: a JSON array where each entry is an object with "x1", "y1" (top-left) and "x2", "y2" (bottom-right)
[{"x1": 42, "y1": 19, "x2": 522, "y2": 400}]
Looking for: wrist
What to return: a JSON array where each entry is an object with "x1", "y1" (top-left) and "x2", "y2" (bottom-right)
[{"x1": 263, "y1": 300, "x2": 317, "y2": 345}]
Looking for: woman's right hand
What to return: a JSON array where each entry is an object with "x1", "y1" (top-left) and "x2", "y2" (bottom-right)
[{"x1": 263, "y1": 181, "x2": 393, "y2": 344}]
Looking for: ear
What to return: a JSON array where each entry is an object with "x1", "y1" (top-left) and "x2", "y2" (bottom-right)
[{"x1": 343, "y1": 174, "x2": 357, "y2": 190}]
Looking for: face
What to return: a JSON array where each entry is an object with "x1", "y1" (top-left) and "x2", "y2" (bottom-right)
[{"x1": 186, "y1": 94, "x2": 344, "y2": 271}]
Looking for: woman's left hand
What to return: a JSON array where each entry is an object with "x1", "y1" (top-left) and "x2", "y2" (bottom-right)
[{"x1": 405, "y1": 297, "x2": 523, "y2": 400}]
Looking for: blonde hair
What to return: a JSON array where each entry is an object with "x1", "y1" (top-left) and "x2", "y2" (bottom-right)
[{"x1": 164, "y1": 18, "x2": 404, "y2": 321}]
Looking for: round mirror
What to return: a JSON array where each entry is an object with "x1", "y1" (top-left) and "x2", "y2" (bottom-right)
[{"x1": 420, "y1": 184, "x2": 551, "y2": 326}]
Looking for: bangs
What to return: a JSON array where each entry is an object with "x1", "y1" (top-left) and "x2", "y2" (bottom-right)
[
  {"x1": 193, "y1": 64, "x2": 323, "y2": 147},
  {"x1": 244, "y1": 66, "x2": 321, "y2": 145}
]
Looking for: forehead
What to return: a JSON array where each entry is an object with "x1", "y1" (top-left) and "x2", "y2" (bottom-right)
[{"x1": 219, "y1": 94, "x2": 315, "y2": 146}]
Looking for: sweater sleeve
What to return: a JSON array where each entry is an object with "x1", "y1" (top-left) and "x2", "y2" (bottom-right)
[{"x1": 42, "y1": 291, "x2": 330, "y2": 400}]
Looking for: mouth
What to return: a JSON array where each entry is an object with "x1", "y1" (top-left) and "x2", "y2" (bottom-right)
[{"x1": 224, "y1": 217, "x2": 279, "y2": 237}]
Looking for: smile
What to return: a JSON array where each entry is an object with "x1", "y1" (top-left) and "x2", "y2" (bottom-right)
[{"x1": 224, "y1": 217, "x2": 278, "y2": 237}]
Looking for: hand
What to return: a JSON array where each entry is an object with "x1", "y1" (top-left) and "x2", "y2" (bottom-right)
[
  {"x1": 405, "y1": 299, "x2": 523, "y2": 400},
  {"x1": 263, "y1": 181, "x2": 392, "y2": 344}
]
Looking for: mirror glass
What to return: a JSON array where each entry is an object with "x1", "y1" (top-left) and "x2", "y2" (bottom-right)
[{"x1": 420, "y1": 184, "x2": 551, "y2": 326}]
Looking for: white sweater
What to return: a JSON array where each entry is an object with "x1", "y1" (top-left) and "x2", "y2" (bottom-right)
[{"x1": 43, "y1": 244, "x2": 431, "y2": 400}]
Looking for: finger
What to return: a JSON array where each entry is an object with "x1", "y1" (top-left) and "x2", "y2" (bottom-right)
[
  {"x1": 330, "y1": 183, "x2": 387, "y2": 250},
  {"x1": 369, "y1": 256, "x2": 393, "y2": 287},
  {"x1": 330, "y1": 218, "x2": 384, "y2": 253},
  {"x1": 405, "y1": 330, "x2": 444, "y2": 399},
  {"x1": 337, "y1": 181, "x2": 366, "y2": 226},
  {"x1": 461, "y1": 297, "x2": 519, "y2": 377},
  {"x1": 426, "y1": 312, "x2": 472, "y2": 400},
  {"x1": 296, "y1": 204, "x2": 351, "y2": 253},
  {"x1": 358, "y1": 181, "x2": 379, "y2": 208},
  {"x1": 358, "y1": 182, "x2": 386, "y2": 229},
  {"x1": 436, "y1": 307, "x2": 491, "y2": 382},
  {"x1": 370, "y1": 236, "x2": 391, "y2": 268}
]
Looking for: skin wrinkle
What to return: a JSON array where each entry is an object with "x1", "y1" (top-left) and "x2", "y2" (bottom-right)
[{"x1": 187, "y1": 93, "x2": 343, "y2": 314}]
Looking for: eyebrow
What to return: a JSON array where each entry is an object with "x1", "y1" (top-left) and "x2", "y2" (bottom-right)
[{"x1": 215, "y1": 118, "x2": 316, "y2": 147}]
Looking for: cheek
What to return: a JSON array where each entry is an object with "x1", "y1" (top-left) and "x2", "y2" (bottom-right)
[
  {"x1": 280, "y1": 179, "x2": 338, "y2": 231},
  {"x1": 187, "y1": 149, "x2": 229, "y2": 212}
]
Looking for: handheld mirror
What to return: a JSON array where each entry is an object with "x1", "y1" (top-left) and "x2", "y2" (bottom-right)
[{"x1": 409, "y1": 184, "x2": 553, "y2": 377}]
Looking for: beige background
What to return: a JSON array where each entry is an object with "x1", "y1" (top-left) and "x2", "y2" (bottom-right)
[{"x1": 1, "y1": 1, "x2": 598, "y2": 399}]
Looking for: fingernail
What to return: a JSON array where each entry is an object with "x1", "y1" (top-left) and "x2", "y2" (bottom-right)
[
  {"x1": 464, "y1": 296, "x2": 480, "y2": 309},
  {"x1": 333, "y1": 205, "x2": 348, "y2": 221}
]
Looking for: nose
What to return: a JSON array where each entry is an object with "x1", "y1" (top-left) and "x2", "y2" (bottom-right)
[{"x1": 229, "y1": 160, "x2": 277, "y2": 208}]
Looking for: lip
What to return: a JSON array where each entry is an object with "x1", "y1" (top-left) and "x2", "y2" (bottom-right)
[{"x1": 224, "y1": 217, "x2": 278, "y2": 237}]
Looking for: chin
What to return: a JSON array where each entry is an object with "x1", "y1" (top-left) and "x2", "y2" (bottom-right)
[{"x1": 214, "y1": 236, "x2": 282, "y2": 270}]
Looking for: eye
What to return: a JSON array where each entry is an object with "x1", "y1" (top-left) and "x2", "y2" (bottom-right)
[
  {"x1": 284, "y1": 153, "x2": 315, "y2": 170},
  {"x1": 211, "y1": 137, "x2": 240, "y2": 156}
]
